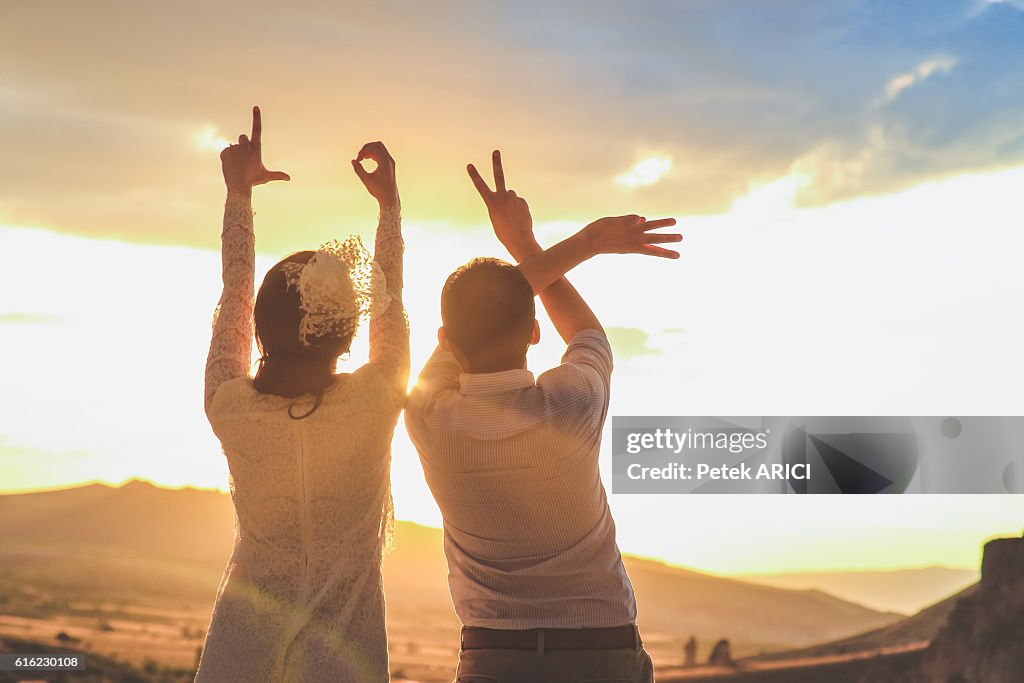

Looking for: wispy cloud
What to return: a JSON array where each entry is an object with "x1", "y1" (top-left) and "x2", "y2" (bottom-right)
[
  {"x1": 885, "y1": 56, "x2": 958, "y2": 101},
  {"x1": 605, "y1": 327, "x2": 662, "y2": 360},
  {"x1": 0, "y1": 312, "x2": 59, "y2": 325},
  {"x1": 615, "y1": 156, "x2": 672, "y2": 189},
  {"x1": 604, "y1": 326, "x2": 687, "y2": 361},
  {"x1": 981, "y1": 0, "x2": 1024, "y2": 10}
]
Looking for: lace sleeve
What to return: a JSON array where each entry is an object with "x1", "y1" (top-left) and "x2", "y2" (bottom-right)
[
  {"x1": 368, "y1": 203, "x2": 409, "y2": 392},
  {"x1": 204, "y1": 193, "x2": 255, "y2": 416}
]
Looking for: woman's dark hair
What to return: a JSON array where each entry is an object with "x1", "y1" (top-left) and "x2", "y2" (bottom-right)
[{"x1": 253, "y1": 251, "x2": 355, "y2": 418}]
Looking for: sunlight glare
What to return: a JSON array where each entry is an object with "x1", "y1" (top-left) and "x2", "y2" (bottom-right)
[
  {"x1": 728, "y1": 170, "x2": 811, "y2": 220},
  {"x1": 194, "y1": 125, "x2": 232, "y2": 153},
  {"x1": 615, "y1": 156, "x2": 672, "y2": 188}
]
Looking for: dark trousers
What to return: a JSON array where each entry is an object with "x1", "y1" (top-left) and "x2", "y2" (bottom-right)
[{"x1": 455, "y1": 646, "x2": 655, "y2": 683}]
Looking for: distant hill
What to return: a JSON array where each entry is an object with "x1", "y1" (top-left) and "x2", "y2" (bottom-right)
[
  {"x1": 752, "y1": 585, "x2": 973, "y2": 662},
  {"x1": 0, "y1": 480, "x2": 233, "y2": 566},
  {"x1": 620, "y1": 557, "x2": 900, "y2": 654},
  {"x1": 741, "y1": 567, "x2": 978, "y2": 615},
  {"x1": 0, "y1": 481, "x2": 903, "y2": 658}
]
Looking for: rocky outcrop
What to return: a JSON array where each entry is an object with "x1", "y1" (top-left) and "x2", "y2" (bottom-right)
[
  {"x1": 861, "y1": 532, "x2": 1024, "y2": 683},
  {"x1": 708, "y1": 639, "x2": 734, "y2": 667}
]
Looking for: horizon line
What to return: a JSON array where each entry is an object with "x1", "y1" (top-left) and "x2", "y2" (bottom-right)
[{"x1": 1, "y1": 476, "x2": 1004, "y2": 577}]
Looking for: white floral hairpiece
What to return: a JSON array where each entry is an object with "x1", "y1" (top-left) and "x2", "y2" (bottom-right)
[{"x1": 280, "y1": 236, "x2": 390, "y2": 346}]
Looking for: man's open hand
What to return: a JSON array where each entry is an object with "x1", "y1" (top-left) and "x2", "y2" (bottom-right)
[
  {"x1": 220, "y1": 106, "x2": 290, "y2": 196},
  {"x1": 580, "y1": 215, "x2": 682, "y2": 259}
]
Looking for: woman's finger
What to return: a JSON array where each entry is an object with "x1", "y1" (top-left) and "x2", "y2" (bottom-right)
[
  {"x1": 355, "y1": 143, "x2": 375, "y2": 162},
  {"x1": 263, "y1": 169, "x2": 290, "y2": 182},
  {"x1": 251, "y1": 106, "x2": 262, "y2": 147},
  {"x1": 238, "y1": 134, "x2": 250, "y2": 146},
  {"x1": 352, "y1": 159, "x2": 370, "y2": 182},
  {"x1": 357, "y1": 141, "x2": 388, "y2": 163}
]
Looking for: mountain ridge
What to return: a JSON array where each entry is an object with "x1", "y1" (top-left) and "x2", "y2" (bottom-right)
[
  {"x1": 0, "y1": 480, "x2": 920, "y2": 658},
  {"x1": 741, "y1": 566, "x2": 978, "y2": 615},
  {"x1": 0, "y1": 479, "x2": 974, "y2": 610}
]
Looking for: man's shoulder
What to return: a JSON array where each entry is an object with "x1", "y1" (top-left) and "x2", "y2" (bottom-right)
[
  {"x1": 540, "y1": 330, "x2": 613, "y2": 393},
  {"x1": 559, "y1": 329, "x2": 614, "y2": 376},
  {"x1": 567, "y1": 328, "x2": 613, "y2": 352}
]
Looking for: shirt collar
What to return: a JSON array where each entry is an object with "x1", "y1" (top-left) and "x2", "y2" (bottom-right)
[{"x1": 459, "y1": 369, "x2": 536, "y2": 395}]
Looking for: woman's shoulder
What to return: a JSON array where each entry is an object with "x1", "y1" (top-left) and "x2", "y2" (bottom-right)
[
  {"x1": 208, "y1": 376, "x2": 263, "y2": 417},
  {"x1": 330, "y1": 364, "x2": 406, "y2": 408},
  {"x1": 208, "y1": 366, "x2": 404, "y2": 421}
]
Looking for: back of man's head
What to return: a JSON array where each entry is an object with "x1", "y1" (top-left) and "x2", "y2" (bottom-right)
[{"x1": 440, "y1": 257, "x2": 536, "y2": 373}]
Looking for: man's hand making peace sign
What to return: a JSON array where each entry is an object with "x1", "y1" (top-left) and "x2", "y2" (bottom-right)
[
  {"x1": 468, "y1": 149, "x2": 682, "y2": 264},
  {"x1": 468, "y1": 150, "x2": 539, "y2": 261}
]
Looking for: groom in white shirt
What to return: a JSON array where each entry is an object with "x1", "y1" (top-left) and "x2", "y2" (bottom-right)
[{"x1": 405, "y1": 151, "x2": 680, "y2": 683}]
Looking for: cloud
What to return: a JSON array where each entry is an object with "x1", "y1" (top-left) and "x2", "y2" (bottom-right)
[
  {"x1": 2, "y1": 1, "x2": 1024, "y2": 245},
  {"x1": 604, "y1": 327, "x2": 686, "y2": 361},
  {"x1": 885, "y1": 56, "x2": 958, "y2": 101},
  {"x1": 982, "y1": 0, "x2": 1024, "y2": 9},
  {"x1": 615, "y1": 156, "x2": 672, "y2": 188},
  {"x1": 605, "y1": 327, "x2": 661, "y2": 360},
  {"x1": 0, "y1": 312, "x2": 59, "y2": 325}
]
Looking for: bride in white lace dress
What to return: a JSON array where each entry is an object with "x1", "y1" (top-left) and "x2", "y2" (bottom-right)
[{"x1": 196, "y1": 107, "x2": 407, "y2": 682}]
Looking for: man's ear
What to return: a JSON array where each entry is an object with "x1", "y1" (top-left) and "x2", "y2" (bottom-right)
[
  {"x1": 529, "y1": 319, "x2": 541, "y2": 346},
  {"x1": 438, "y1": 326, "x2": 451, "y2": 351}
]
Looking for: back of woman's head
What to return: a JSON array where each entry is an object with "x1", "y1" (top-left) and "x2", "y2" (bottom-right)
[{"x1": 253, "y1": 251, "x2": 354, "y2": 400}]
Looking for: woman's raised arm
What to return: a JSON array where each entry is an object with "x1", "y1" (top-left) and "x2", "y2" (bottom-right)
[
  {"x1": 204, "y1": 107, "x2": 290, "y2": 416},
  {"x1": 352, "y1": 142, "x2": 409, "y2": 394}
]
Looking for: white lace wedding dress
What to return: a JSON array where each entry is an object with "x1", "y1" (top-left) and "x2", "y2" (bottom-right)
[{"x1": 195, "y1": 193, "x2": 407, "y2": 682}]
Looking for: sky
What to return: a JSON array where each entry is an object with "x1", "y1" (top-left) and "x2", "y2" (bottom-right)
[{"x1": 1, "y1": 0, "x2": 1022, "y2": 576}]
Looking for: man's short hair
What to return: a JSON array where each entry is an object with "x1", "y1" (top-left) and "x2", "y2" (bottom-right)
[{"x1": 441, "y1": 257, "x2": 536, "y2": 371}]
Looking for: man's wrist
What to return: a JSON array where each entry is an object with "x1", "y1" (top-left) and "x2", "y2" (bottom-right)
[
  {"x1": 569, "y1": 230, "x2": 599, "y2": 260},
  {"x1": 504, "y1": 237, "x2": 542, "y2": 263}
]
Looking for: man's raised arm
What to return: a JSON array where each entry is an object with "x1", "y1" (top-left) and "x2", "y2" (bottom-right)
[{"x1": 467, "y1": 150, "x2": 681, "y2": 343}]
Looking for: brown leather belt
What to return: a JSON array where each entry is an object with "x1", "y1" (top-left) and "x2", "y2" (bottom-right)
[{"x1": 461, "y1": 625, "x2": 641, "y2": 652}]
